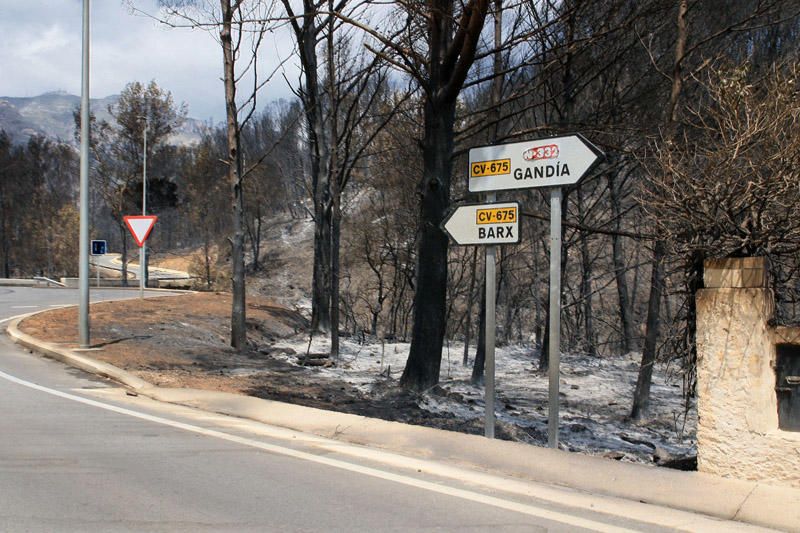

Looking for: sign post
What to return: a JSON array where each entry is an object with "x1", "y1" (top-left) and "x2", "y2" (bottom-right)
[
  {"x1": 547, "y1": 189, "x2": 562, "y2": 448},
  {"x1": 468, "y1": 134, "x2": 603, "y2": 447},
  {"x1": 90, "y1": 240, "x2": 106, "y2": 288},
  {"x1": 443, "y1": 200, "x2": 518, "y2": 437},
  {"x1": 484, "y1": 192, "x2": 497, "y2": 439},
  {"x1": 123, "y1": 215, "x2": 157, "y2": 299}
]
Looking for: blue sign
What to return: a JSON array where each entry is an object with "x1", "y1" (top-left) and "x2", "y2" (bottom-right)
[{"x1": 91, "y1": 240, "x2": 107, "y2": 256}]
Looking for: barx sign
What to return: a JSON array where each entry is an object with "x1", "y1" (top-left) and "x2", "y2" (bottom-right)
[{"x1": 442, "y1": 202, "x2": 520, "y2": 245}]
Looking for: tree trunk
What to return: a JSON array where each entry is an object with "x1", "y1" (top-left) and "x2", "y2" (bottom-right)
[
  {"x1": 632, "y1": 0, "x2": 688, "y2": 418},
  {"x1": 203, "y1": 231, "x2": 212, "y2": 289},
  {"x1": 220, "y1": 0, "x2": 247, "y2": 351},
  {"x1": 120, "y1": 223, "x2": 129, "y2": 287},
  {"x1": 328, "y1": 0, "x2": 341, "y2": 359},
  {"x1": 609, "y1": 173, "x2": 634, "y2": 353},
  {"x1": 631, "y1": 239, "x2": 665, "y2": 420},
  {"x1": 400, "y1": 98, "x2": 456, "y2": 391},
  {"x1": 463, "y1": 247, "x2": 479, "y2": 365},
  {"x1": 284, "y1": 0, "x2": 331, "y2": 334},
  {"x1": 577, "y1": 185, "x2": 596, "y2": 356},
  {"x1": 471, "y1": 279, "x2": 487, "y2": 385}
]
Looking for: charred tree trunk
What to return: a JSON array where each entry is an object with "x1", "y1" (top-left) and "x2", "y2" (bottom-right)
[
  {"x1": 401, "y1": 99, "x2": 456, "y2": 390},
  {"x1": 463, "y1": 247, "x2": 479, "y2": 365},
  {"x1": 283, "y1": 0, "x2": 331, "y2": 334},
  {"x1": 398, "y1": 0, "x2": 488, "y2": 390},
  {"x1": 609, "y1": 173, "x2": 634, "y2": 352},
  {"x1": 471, "y1": 280, "x2": 487, "y2": 385},
  {"x1": 220, "y1": 0, "x2": 247, "y2": 351},
  {"x1": 632, "y1": 0, "x2": 687, "y2": 420},
  {"x1": 328, "y1": 1, "x2": 341, "y2": 359},
  {"x1": 631, "y1": 240, "x2": 665, "y2": 420},
  {"x1": 120, "y1": 223, "x2": 129, "y2": 287},
  {"x1": 577, "y1": 185, "x2": 596, "y2": 356}
]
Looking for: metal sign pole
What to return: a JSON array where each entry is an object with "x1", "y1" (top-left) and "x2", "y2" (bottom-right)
[
  {"x1": 78, "y1": 0, "x2": 91, "y2": 348},
  {"x1": 140, "y1": 119, "x2": 147, "y2": 299},
  {"x1": 548, "y1": 187, "x2": 562, "y2": 448},
  {"x1": 484, "y1": 192, "x2": 497, "y2": 438}
]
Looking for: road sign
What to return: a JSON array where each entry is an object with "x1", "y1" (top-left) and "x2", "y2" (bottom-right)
[
  {"x1": 124, "y1": 215, "x2": 157, "y2": 248},
  {"x1": 90, "y1": 240, "x2": 106, "y2": 256},
  {"x1": 442, "y1": 202, "x2": 520, "y2": 246},
  {"x1": 468, "y1": 134, "x2": 603, "y2": 192}
]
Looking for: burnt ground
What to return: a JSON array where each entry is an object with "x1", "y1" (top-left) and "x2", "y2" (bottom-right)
[{"x1": 18, "y1": 293, "x2": 523, "y2": 439}]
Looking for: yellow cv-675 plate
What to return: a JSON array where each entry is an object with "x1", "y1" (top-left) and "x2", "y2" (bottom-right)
[
  {"x1": 470, "y1": 158, "x2": 511, "y2": 178},
  {"x1": 476, "y1": 206, "x2": 517, "y2": 225}
]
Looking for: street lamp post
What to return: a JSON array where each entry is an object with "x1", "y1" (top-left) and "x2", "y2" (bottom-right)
[
  {"x1": 78, "y1": 0, "x2": 91, "y2": 347},
  {"x1": 139, "y1": 116, "x2": 148, "y2": 299}
]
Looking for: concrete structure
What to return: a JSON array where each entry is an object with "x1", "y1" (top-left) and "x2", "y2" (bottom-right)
[{"x1": 697, "y1": 257, "x2": 800, "y2": 487}]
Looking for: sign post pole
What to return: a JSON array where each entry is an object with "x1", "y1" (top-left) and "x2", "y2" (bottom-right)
[
  {"x1": 484, "y1": 192, "x2": 497, "y2": 439},
  {"x1": 140, "y1": 119, "x2": 148, "y2": 300},
  {"x1": 78, "y1": 0, "x2": 91, "y2": 348},
  {"x1": 548, "y1": 187, "x2": 563, "y2": 448}
]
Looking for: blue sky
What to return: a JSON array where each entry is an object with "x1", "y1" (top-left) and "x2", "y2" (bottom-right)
[{"x1": 0, "y1": 1, "x2": 298, "y2": 123}]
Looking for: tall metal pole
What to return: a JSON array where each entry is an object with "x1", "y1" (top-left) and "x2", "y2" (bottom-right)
[
  {"x1": 548, "y1": 187, "x2": 563, "y2": 448},
  {"x1": 139, "y1": 118, "x2": 147, "y2": 299},
  {"x1": 484, "y1": 192, "x2": 497, "y2": 439},
  {"x1": 78, "y1": 0, "x2": 91, "y2": 348}
]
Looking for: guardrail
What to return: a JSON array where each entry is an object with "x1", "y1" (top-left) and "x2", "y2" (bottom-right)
[{"x1": 33, "y1": 276, "x2": 67, "y2": 287}]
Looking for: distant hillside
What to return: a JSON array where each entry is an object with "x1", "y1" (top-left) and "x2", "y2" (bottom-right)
[{"x1": 0, "y1": 91, "x2": 208, "y2": 146}]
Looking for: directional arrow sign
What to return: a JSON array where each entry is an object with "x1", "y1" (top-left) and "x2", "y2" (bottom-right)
[
  {"x1": 468, "y1": 133, "x2": 603, "y2": 192},
  {"x1": 124, "y1": 215, "x2": 158, "y2": 248},
  {"x1": 442, "y1": 202, "x2": 520, "y2": 246}
]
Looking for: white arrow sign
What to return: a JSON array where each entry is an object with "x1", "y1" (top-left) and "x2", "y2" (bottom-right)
[
  {"x1": 442, "y1": 202, "x2": 520, "y2": 246},
  {"x1": 468, "y1": 134, "x2": 603, "y2": 192},
  {"x1": 124, "y1": 215, "x2": 158, "y2": 248}
]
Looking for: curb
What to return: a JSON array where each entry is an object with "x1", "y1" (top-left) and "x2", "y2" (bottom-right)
[{"x1": 5, "y1": 310, "x2": 800, "y2": 532}]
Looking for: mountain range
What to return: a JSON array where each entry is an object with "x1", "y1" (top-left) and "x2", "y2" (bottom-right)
[{"x1": 0, "y1": 91, "x2": 207, "y2": 146}]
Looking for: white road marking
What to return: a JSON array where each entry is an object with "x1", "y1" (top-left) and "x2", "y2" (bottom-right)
[
  {"x1": 0, "y1": 313, "x2": 35, "y2": 325},
  {"x1": 0, "y1": 369, "x2": 634, "y2": 532}
]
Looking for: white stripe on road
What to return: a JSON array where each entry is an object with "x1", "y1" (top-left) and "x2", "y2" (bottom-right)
[
  {"x1": 0, "y1": 313, "x2": 34, "y2": 325},
  {"x1": 0, "y1": 369, "x2": 634, "y2": 533}
]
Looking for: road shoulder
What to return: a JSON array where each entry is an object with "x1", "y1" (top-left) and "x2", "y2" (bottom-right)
[{"x1": 6, "y1": 312, "x2": 800, "y2": 532}]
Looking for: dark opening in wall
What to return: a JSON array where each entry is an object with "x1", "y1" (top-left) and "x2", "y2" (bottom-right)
[{"x1": 776, "y1": 344, "x2": 800, "y2": 431}]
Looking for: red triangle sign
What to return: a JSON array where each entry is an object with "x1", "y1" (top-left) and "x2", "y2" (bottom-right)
[{"x1": 124, "y1": 215, "x2": 158, "y2": 247}]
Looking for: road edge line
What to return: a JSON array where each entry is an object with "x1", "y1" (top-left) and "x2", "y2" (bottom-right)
[{"x1": 4, "y1": 307, "x2": 800, "y2": 532}]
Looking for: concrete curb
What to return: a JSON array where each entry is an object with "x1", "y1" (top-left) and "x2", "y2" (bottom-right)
[{"x1": 5, "y1": 312, "x2": 800, "y2": 532}]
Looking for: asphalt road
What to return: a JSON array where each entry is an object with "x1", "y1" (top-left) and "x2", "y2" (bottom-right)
[
  {"x1": 93, "y1": 253, "x2": 191, "y2": 281},
  {"x1": 0, "y1": 287, "x2": 767, "y2": 532}
]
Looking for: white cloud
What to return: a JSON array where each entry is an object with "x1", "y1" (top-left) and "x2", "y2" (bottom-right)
[{"x1": 0, "y1": 0, "x2": 299, "y2": 122}]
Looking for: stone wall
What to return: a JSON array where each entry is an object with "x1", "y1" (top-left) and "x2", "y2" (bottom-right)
[{"x1": 696, "y1": 257, "x2": 800, "y2": 487}]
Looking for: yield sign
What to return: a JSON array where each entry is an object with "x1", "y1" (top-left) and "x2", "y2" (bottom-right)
[{"x1": 124, "y1": 215, "x2": 158, "y2": 247}]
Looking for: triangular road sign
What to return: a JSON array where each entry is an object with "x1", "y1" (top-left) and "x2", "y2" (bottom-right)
[{"x1": 124, "y1": 215, "x2": 158, "y2": 247}]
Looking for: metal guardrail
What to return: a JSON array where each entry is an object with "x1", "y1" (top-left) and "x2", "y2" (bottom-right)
[{"x1": 33, "y1": 276, "x2": 67, "y2": 288}]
